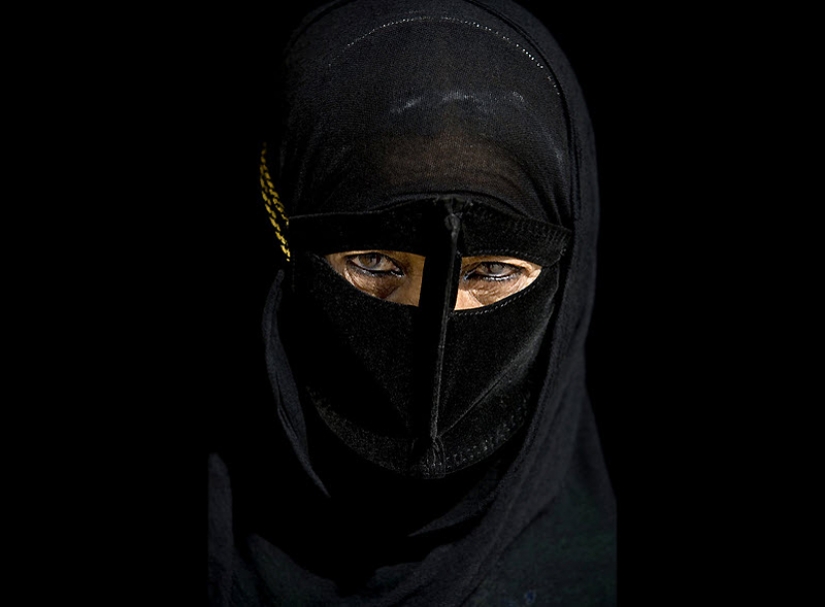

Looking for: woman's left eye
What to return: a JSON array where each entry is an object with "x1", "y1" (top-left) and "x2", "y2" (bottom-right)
[{"x1": 465, "y1": 262, "x2": 521, "y2": 281}]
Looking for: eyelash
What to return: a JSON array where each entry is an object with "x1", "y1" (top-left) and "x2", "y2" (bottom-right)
[
  {"x1": 463, "y1": 262, "x2": 522, "y2": 282},
  {"x1": 345, "y1": 253, "x2": 524, "y2": 283},
  {"x1": 346, "y1": 253, "x2": 404, "y2": 277}
]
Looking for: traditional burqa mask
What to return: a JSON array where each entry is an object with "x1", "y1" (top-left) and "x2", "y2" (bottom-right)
[{"x1": 270, "y1": 0, "x2": 573, "y2": 479}]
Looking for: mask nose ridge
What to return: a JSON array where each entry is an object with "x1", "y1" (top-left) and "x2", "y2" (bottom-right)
[{"x1": 414, "y1": 198, "x2": 469, "y2": 443}]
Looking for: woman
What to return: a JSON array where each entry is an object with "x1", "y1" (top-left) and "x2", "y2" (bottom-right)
[{"x1": 209, "y1": 0, "x2": 615, "y2": 604}]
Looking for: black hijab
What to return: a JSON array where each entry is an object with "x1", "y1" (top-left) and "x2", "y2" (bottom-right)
[{"x1": 209, "y1": 1, "x2": 615, "y2": 604}]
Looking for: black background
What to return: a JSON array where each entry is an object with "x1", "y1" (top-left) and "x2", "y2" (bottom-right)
[{"x1": 39, "y1": 1, "x2": 787, "y2": 603}]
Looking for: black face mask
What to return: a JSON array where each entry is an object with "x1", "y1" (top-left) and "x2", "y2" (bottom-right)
[{"x1": 280, "y1": 197, "x2": 569, "y2": 478}]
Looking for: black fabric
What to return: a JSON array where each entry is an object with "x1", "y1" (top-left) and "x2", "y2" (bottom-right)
[
  {"x1": 282, "y1": 195, "x2": 570, "y2": 477},
  {"x1": 288, "y1": 199, "x2": 570, "y2": 267},
  {"x1": 282, "y1": 248, "x2": 558, "y2": 477},
  {"x1": 209, "y1": 0, "x2": 615, "y2": 604}
]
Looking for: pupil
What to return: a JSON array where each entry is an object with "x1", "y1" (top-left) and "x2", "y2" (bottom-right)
[{"x1": 362, "y1": 254, "x2": 382, "y2": 268}]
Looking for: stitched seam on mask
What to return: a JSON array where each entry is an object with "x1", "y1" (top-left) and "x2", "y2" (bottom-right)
[
  {"x1": 329, "y1": 16, "x2": 560, "y2": 96},
  {"x1": 470, "y1": 225, "x2": 566, "y2": 239},
  {"x1": 469, "y1": 206, "x2": 570, "y2": 237},
  {"x1": 439, "y1": 353, "x2": 530, "y2": 437},
  {"x1": 444, "y1": 404, "x2": 528, "y2": 470},
  {"x1": 479, "y1": 224, "x2": 563, "y2": 238}
]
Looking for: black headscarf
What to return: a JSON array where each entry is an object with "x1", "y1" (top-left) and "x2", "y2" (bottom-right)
[{"x1": 209, "y1": 1, "x2": 615, "y2": 604}]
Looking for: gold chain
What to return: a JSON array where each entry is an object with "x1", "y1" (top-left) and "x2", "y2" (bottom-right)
[{"x1": 259, "y1": 143, "x2": 291, "y2": 262}]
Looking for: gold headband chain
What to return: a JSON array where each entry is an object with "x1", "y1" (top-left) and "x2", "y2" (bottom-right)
[{"x1": 260, "y1": 143, "x2": 291, "y2": 262}]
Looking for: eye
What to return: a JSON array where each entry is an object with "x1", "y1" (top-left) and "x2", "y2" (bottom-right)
[
  {"x1": 325, "y1": 250, "x2": 424, "y2": 305},
  {"x1": 347, "y1": 252, "x2": 403, "y2": 276},
  {"x1": 455, "y1": 256, "x2": 542, "y2": 309},
  {"x1": 463, "y1": 261, "x2": 522, "y2": 282}
]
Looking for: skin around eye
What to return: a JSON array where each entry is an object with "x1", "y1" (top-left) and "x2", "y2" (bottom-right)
[
  {"x1": 324, "y1": 251, "x2": 541, "y2": 309},
  {"x1": 463, "y1": 261, "x2": 523, "y2": 281},
  {"x1": 348, "y1": 252, "x2": 404, "y2": 275},
  {"x1": 326, "y1": 250, "x2": 425, "y2": 305},
  {"x1": 458, "y1": 256, "x2": 542, "y2": 308}
]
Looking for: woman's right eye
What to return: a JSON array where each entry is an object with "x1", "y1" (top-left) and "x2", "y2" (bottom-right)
[{"x1": 347, "y1": 253, "x2": 402, "y2": 275}]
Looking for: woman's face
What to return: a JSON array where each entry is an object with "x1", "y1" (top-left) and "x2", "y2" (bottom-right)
[{"x1": 325, "y1": 250, "x2": 541, "y2": 309}]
